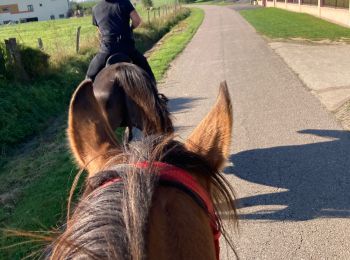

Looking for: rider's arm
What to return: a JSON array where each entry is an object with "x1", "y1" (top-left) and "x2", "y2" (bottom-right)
[{"x1": 130, "y1": 10, "x2": 142, "y2": 29}]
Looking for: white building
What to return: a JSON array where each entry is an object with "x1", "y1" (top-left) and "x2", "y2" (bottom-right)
[{"x1": 0, "y1": 0, "x2": 70, "y2": 24}]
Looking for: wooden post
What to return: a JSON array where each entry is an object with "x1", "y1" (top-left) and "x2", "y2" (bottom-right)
[
  {"x1": 153, "y1": 9, "x2": 156, "y2": 19},
  {"x1": 4, "y1": 38, "x2": 28, "y2": 81},
  {"x1": 38, "y1": 38, "x2": 43, "y2": 50},
  {"x1": 76, "y1": 26, "x2": 81, "y2": 54},
  {"x1": 0, "y1": 47, "x2": 5, "y2": 76},
  {"x1": 318, "y1": 0, "x2": 321, "y2": 16},
  {"x1": 147, "y1": 9, "x2": 150, "y2": 23},
  {"x1": 4, "y1": 39, "x2": 13, "y2": 64},
  {"x1": 349, "y1": 0, "x2": 350, "y2": 26}
]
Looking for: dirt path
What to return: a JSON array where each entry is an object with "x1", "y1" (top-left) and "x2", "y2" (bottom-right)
[{"x1": 160, "y1": 5, "x2": 350, "y2": 259}]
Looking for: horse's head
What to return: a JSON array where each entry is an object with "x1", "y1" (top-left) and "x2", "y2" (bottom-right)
[
  {"x1": 93, "y1": 63, "x2": 174, "y2": 140},
  {"x1": 52, "y1": 81, "x2": 236, "y2": 259}
]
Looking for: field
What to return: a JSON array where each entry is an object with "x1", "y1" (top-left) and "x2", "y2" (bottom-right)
[
  {"x1": 240, "y1": 8, "x2": 350, "y2": 41},
  {"x1": 0, "y1": 7, "x2": 204, "y2": 259},
  {"x1": 0, "y1": 3, "x2": 189, "y2": 149},
  {"x1": 0, "y1": 2, "x2": 178, "y2": 59}
]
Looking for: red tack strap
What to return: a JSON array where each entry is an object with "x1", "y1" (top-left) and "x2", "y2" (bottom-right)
[
  {"x1": 99, "y1": 177, "x2": 122, "y2": 189},
  {"x1": 136, "y1": 161, "x2": 221, "y2": 260},
  {"x1": 98, "y1": 161, "x2": 221, "y2": 259}
]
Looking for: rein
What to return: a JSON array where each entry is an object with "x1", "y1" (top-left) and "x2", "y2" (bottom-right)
[{"x1": 97, "y1": 161, "x2": 221, "y2": 260}]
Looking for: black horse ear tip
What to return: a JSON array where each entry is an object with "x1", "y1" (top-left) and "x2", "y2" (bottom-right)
[
  {"x1": 82, "y1": 78, "x2": 93, "y2": 85},
  {"x1": 77, "y1": 79, "x2": 94, "y2": 91},
  {"x1": 72, "y1": 79, "x2": 95, "y2": 105}
]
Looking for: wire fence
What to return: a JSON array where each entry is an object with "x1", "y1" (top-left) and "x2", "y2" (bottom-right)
[
  {"x1": 322, "y1": 0, "x2": 349, "y2": 8},
  {"x1": 276, "y1": 0, "x2": 349, "y2": 7},
  {"x1": 0, "y1": 4, "x2": 180, "y2": 59}
]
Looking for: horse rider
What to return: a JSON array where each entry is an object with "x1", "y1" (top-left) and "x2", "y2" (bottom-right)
[{"x1": 86, "y1": 0, "x2": 156, "y2": 82}]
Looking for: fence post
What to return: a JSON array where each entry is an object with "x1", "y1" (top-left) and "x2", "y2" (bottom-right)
[
  {"x1": 4, "y1": 38, "x2": 28, "y2": 81},
  {"x1": 38, "y1": 38, "x2": 44, "y2": 50},
  {"x1": 147, "y1": 9, "x2": 150, "y2": 23},
  {"x1": 4, "y1": 39, "x2": 13, "y2": 64},
  {"x1": 76, "y1": 26, "x2": 81, "y2": 54}
]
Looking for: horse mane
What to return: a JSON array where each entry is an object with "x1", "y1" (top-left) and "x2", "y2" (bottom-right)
[{"x1": 46, "y1": 135, "x2": 237, "y2": 259}]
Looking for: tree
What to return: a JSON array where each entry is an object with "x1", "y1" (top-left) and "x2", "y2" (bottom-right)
[{"x1": 141, "y1": 0, "x2": 153, "y2": 8}]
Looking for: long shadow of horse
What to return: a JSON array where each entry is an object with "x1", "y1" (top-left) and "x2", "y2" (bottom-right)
[{"x1": 226, "y1": 129, "x2": 350, "y2": 221}]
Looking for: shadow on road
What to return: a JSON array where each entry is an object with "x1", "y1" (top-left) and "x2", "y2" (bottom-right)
[
  {"x1": 225, "y1": 129, "x2": 350, "y2": 221},
  {"x1": 168, "y1": 97, "x2": 205, "y2": 113}
]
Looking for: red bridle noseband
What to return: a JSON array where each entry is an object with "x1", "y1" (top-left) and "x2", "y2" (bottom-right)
[{"x1": 98, "y1": 161, "x2": 221, "y2": 260}]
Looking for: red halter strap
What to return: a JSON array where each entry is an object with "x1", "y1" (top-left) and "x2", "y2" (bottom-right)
[{"x1": 99, "y1": 161, "x2": 221, "y2": 260}]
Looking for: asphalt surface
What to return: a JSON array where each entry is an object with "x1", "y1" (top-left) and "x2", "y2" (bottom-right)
[
  {"x1": 269, "y1": 41, "x2": 350, "y2": 112},
  {"x1": 160, "y1": 5, "x2": 350, "y2": 259}
]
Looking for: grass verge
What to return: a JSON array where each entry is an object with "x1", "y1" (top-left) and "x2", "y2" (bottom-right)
[
  {"x1": 0, "y1": 8, "x2": 204, "y2": 259},
  {"x1": 148, "y1": 7, "x2": 204, "y2": 80},
  {"x1": 240, "y1": 8, "x2": 350, "y2": 41}
]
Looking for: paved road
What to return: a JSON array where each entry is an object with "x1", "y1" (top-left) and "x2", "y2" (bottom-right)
[{"x1": 160, "y1": 5, "x2": 350, "y2": 259}]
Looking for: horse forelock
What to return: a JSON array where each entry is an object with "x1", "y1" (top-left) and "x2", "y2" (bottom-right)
[{"x1": 47, "y1": 135, "x2": 237, "y2": 259}]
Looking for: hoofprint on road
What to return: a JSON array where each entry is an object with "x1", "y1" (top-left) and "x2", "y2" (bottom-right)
[{"x1": 160, "y1": 5, "x2": 350, "y2": 260}]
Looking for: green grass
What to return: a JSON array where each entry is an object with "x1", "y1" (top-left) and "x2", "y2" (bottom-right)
[
  {"x1": 0, "y1": 16, "x2": 96, "y2": 58},
  {"x1": 0, "y1": 3, "x2": 178, "y2": 58},
  {"x1": 148, "y1": 8, "x2": 204, "y2": 80},
  {"x1": 0, "y1": 8, "x2": 203, "y2": 259},
  {"x1": 240, "y1": 8, "x2": 350, "y2": 41},
  {"x1": 0, "y1": 8, "x2": 190, "y2": 150}
]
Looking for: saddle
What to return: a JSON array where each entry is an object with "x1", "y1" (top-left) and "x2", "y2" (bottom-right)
[{"x1": 105, "y1": 53, "x2": 132, "y2": 67}]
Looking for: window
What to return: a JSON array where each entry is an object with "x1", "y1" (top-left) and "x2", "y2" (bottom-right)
[
  {"x1": 59, "y1": 14, "x2": 64, "y2": 18},
  {"x1": 2, "y1": 8, "x2": 9, "y2": 12},
  {"x1": 27, "y1": 5, "x2": 34, "y2": 11},
  {"x1": 50, "y1": 15, "x2": 55, "y2": 20}
]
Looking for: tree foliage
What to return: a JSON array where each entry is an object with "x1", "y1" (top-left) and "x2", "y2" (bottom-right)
[{"x1": 142, "y1": 0, "x2": 154, "y2": 8}]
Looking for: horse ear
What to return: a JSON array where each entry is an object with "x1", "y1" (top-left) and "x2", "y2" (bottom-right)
[
  {"x1": 185, "y1": 81, "x2": 232, "y2": 170},
  {"x1": 67, "y1": 80, "x2": 120, "y2": 176}
]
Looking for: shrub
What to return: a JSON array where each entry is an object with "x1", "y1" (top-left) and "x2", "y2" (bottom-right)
[
  {"x1": 142, "y1": 0, "x2": 154, "y2": 8},
  {"x1": 19, "y1": 46, "x2": 50, "y2": 79}
]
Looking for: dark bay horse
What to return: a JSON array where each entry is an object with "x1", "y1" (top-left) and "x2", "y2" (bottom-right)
[
  {"x1": 93, "y1": 62, "x2": 173, "y2": 140},
  {"x1": 47, "y1": 80, "x2": 237, "y2": 259}
]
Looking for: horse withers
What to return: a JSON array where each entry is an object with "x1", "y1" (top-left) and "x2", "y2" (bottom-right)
[
  {"x1": 48, "y1": 80, "x2": 237, "y2": 259},
  {"x1": 92, "y1": 61, "x2": 172, "y2": 141}
]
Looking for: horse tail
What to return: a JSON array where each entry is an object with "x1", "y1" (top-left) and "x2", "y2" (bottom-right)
[{"x1": 113, "y1": 63, "x2": 174, "y2": 134}]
